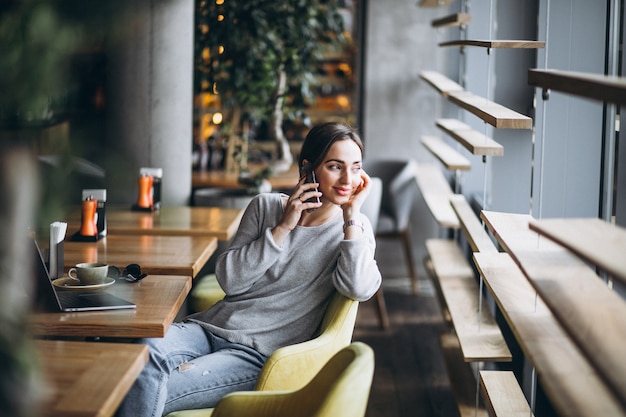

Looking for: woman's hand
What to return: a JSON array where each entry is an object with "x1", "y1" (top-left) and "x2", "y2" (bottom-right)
[
  {"x1": 272, "y1": 178, "x2": 322, "y2": 244},
  {"x1": 341, "y1": 170, "x2": 371, "y2": 221}
]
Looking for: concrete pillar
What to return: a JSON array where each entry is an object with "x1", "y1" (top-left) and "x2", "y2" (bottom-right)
[{"x1": 105, "y1": 0, "x2": 194, "y2": 206}]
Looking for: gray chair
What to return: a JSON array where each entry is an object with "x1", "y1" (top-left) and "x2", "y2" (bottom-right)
[{"x1": 365, "y1": 159, "x2": 419, "y2": 295}]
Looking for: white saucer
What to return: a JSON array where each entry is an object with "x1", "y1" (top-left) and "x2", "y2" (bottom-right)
[{"x1": 53, "y1": 277, "x2": 116, "y2": 291}]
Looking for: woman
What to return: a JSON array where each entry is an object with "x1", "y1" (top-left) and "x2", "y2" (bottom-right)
[{"x1": 117, "y1": 122, "x2": 381, "y2": 417}]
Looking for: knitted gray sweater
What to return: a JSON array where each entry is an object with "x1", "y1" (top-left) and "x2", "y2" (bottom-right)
[{"x1": 187, "y1": 193, "x2": 381, "y2": 356}]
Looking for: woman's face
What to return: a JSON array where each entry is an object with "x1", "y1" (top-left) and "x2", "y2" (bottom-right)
[{"x1": 314, "y1": 139, "x2": 363, "y2": 206}]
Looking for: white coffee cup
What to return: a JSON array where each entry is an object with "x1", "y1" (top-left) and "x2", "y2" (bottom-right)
[{"x1": 67, "y1": 262, "x2": 109, "y2": 285}]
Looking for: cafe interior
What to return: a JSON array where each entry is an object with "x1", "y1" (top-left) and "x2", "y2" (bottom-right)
[{"x1": 1, "y1": 0, "x2": 626, "y2": 416}]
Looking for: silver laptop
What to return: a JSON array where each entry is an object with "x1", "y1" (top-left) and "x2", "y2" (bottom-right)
[{"x1": 32, "y1": 239, "x2": 136, "y2": 312}]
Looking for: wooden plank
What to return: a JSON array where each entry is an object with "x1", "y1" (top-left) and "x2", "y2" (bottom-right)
[
  {"x1": 427, "y1": 239, "x2": 511, "y2": 362},
  {"x1": 450, "y1": 195, "x2": 498, "y2": 253},
  {"x1": 448, "y1": 92, "x2": 533, "y2": 129},
  {"x1": 528, "y1": 69, "x2": 626, "y2": 106},
  {"x1": 480, "y1": 210, "x2": 626, "y2": 406},
  {"x1": 439, "y1": 333, "x2": 489, "y2": 417},
  {"x1": 431, "y1": 13, "x2": 471, "y2": 28},
  {"x1": 436, "y1": 118, "x2": 504, "y2": 156},
  {"x1": 419, "y1": 0, "x2": 454, "y2": 7},
  {"x1": 419, "y1": 71, "x2": 464, "y2": 97},
  {"x1": 439, "y1": 40, "x2": 545, "y2": 49},
  {"x1": 480, "y1": 371, "x2": 534, "y2": 417},
  {"x1": 473, "y1": 252, "x2": 626, "y2": 417},
  {"x1": 421, "y1": 135, "x2": 471, "y2": 171},
  {"x1": 529, "y1": 217, "x2": 626, "y2": 285},
  {"x1": 415, "y1": 163, "x2": 460, "y2": 229}
]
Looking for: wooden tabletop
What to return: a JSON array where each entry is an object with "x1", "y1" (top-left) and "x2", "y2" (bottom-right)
[
  {"x1": 192, "y1": 163, "x2": 300, "y2": 191},
  {"x1": 29, "y1": 275, "x2": 191, "y2": 338},
  {"x1": 63, "y1": 234, "x2": 217, "y2": 278},
  {"x1": 66, "y1": 206, "x2": 243, "y2": 241},
  {"x1": 36, "y1": 339, "x2": 148, "y2": 417}
]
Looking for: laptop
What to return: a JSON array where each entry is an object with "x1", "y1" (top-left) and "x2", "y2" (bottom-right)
[{"x1": 32, "y1": 239, "x2": 136, "y2": 312}]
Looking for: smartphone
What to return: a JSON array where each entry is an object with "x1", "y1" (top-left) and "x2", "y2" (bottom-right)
[{"x1": 304, "y1": 168, "x2": 321, "y2": 209}]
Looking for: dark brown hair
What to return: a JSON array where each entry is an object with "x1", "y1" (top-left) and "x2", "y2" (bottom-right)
[{"x1": 298, "y1": 122, "x2": 363, "y2": 173}]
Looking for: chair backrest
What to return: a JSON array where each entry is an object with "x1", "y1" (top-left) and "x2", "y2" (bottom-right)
[
  {"x1": 360, "y1": 177, "x2": 383, "y2": 231},
  {"x1": 253, "y1": 291, "x2": 359, "y2": 391},
  {"x1": 365, "y1": 159, "x2": 418, "y2": 232},
  {"x1": 213, "y1": 342, "x2": 375, "y2": 417}
]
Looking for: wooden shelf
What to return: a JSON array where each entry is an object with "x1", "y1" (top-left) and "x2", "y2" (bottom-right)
[
  {"x1": 436, "y1": 119, "x2": 504, "y2": 156},
  {"x1": 473, "y1": 252, "x2": 626, "y2": 417},
  {"x1": 481, "y1": 210, "x2": 626, "y2": 405},
  {"x1": 431, "y1": 13, "x2": 471, "y2": 28},
  {"x1": 421, "y1": 135, "x2": 471, "y2": 171},
  {"x1": 418, "y1": 0, "x2": 454, "y2": 7},
  {"x1": 529, "y1": 218, "x2": 626, "y2": 285},
  {"x1": 528, "y1": 69, "x2": 626, "y2": 106},
  {"x1": 427, "y1": 239, "x2": 512, "y2": 362},
  {"x1": 448, "y1": 92, "x2": 533, "y2": 129},
  {"x1": 414, "y1": 163, "x2": 460, "y2": 229},
  {"x1": 420, "y1": 71, "x2": 464, "y2": 97},
  {"x1": 480, "y1": 371, "x2": 534, "y2": 417},
  {"x1": 439, "y1": 40, "x2": 545, "y2": 49},
  {"x1": 450, "y1": 195, "x2": 498, "y2": 253}
]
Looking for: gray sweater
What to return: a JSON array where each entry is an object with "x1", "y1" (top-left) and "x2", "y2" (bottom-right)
[{"x1": 187, "y1": 193, "x2": 381, "y2": 356}]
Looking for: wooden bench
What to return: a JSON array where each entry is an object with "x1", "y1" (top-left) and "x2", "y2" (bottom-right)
[
  {"x1": 473, "y1": 251, "x2": 625, "y2": 417},
  {"x1": 426, "y1": 239, "x2": 511, "y2": 362},
  {"x1": 481, "y1": 210, "x2": 626, "y2": 405},
  {"x1": 479, "y1": 370, "x2": 534, "y2": 417},
  {"x1": 414, "y1": 163, "x2": 460, "y2": 229}
]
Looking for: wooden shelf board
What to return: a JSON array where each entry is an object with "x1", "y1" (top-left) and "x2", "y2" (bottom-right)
[
  {"x1": 418, "y1": 0, "x2": 455, "y2": 7},
  {"x1": 414, "y1": 163, "x2": 461, "y2": 229},
  {"x1": 529, "y1": 218, "x2": 626, "y2": 285},
  {"x1": 473, "y1": 252, "x2": 625, "y2": 417},
  {"x1": 420, "y1": 71, "x2": 464, "y2": 97},
  {"x1": 439, "y1": 39, "x2": 545, "y2": 49},
  {"x1": 421, "y1": 135, "x2": 471, "y2": 171},
  {"x1": 448, "y1": 92, "x2": 533, "y2": 129},
  {"x1": 450, "y1": 195, "x2": 498, "y2": 254},
  {"x1": 440, "y1": 333, "x2": 489, "y2": 417},
  {"x1": 528, "y1": 68, "x2": 626, "y2": 106},
  {"x1": 436, "y1": 118, "x2": 504, "y2": 156},
  {"x1": 427, "y1": 239, "x2": 512, "y2": 362},
  {"x1": 480, "y1": 371, "x2": 534, "y2": 417},
  {"x1": 480, "y1": 210, "x2": 626, "y2": 404},
  {"x1": 431, "y1": 13, "x2": 471, "y2": 28}
]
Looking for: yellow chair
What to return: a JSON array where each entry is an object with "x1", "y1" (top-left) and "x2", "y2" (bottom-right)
[
  {"x1": 166, "y1": 292, "x2": 360, "y2": 416},
  {"x1": 166, "y1": 342, "x2": 374, "y2": 417},
  {"x1": 189, "y1": 274, "x2": 225, "y2": 313}
]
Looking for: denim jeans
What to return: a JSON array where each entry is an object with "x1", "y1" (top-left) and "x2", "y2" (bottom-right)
[{"x1": 116, "y1": 322, "x2": 267, "y2": 417}]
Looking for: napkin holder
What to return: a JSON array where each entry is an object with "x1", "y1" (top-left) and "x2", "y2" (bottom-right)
[
  {"x1": 132, "y1": 167, "x2": 162, "y2": 212},
  {"x1": 48, "y1": 221, "x2": 66, "y2": 279},
  {"x1": 71, "y1": 189, "x2": 106, "y2": 241}
]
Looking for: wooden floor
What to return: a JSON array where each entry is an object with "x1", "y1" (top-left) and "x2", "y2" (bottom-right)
[{"x1": 353, "y1": 246, "x2": 460, "y2": 417}]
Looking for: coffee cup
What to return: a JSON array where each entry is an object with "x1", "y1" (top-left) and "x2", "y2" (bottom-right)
[{"x1": 67, "y1": 262, "x2": 110, "y2": 285}]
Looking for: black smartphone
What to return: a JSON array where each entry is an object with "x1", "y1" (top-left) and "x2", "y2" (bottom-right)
[{"x1": 303, "y1": 167, "x2": 321, "y2": 209}]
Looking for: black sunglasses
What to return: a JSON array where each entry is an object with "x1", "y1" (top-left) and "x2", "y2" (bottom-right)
[{"x1": 116, "y1": 263, "x2": 147, "y2": 282}]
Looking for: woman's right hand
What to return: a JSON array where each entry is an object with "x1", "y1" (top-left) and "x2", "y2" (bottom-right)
[{"x1": 281, "y1": 178, "x2": 323, "y2": 230}]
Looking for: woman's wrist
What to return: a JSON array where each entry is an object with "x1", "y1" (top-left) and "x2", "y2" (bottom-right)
[{"x1": 343, "y1": 219, "x2": 365, "y2": 233}]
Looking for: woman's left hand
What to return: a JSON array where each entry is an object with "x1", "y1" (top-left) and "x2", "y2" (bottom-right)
[{"x1": 341, "y1": 170, "x2": 371, "y2": 219}]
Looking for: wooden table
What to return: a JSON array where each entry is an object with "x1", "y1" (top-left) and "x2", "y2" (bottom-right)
[
  {"x1": 36, "y1": 339, "x2": 148, "y2": 417},
  {"x1": 66, "y1": 206, "x2": 244, "y2": 241},
  {"x1": 29, "y1": 275, "x2": 191, "y2": 338},
  {"x1": 192, "y1": 163, "x2": 300, "y2": 191},
  {"x1": 63, "y1": 234, "x2": 217, "y2": 278}
]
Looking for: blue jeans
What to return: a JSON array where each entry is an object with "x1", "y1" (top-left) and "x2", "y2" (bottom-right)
[{"x1": 116, "y1": 322, "x2": 267, "y2": 417}]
